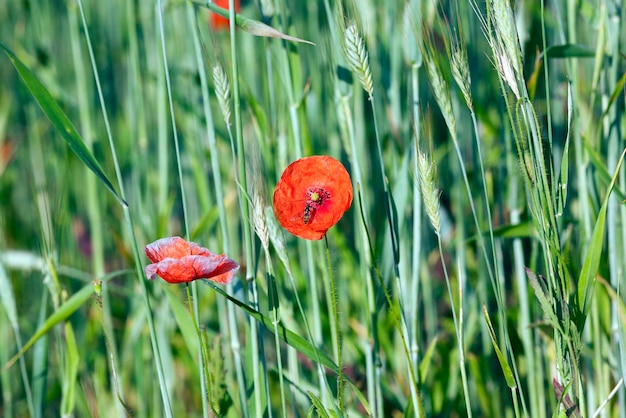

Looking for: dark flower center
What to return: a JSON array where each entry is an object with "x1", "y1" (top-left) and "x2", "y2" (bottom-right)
[
  {"x1": 306, "y1": 187, "x2": 329, "y2": 209},
  {"x1": 303, "y1": 187, "x2": 330, "y2": 224}
]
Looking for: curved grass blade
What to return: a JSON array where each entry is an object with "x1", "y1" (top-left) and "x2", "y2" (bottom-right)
[
  {"x1": 1, "y1": 283, "x2": 93, "y2": 372},
  {"x1": 419, "y1": 335, "x2": 439, "y2": 381},
  {"x1": 483, "y1": 304, "x2": 516, "y2": 388},
  {"x1": 583, "y1": 137, "x2": 626, "y2": 202},
  {"x1": 204, "y1": 280, "x2": 337, "y2": 371},
  {"x1": 577, "y1": 149, "x2": 625, "y2": 323},
  {"x1": 191, "y1": 0, "x2": 315, "y2": 45},
  {"x1": 467, "y1": 220, "x2": 535, "y2": 243},
  {"x1": 203, "y1": 280, "x2": 372, "y2": 415},
  {"x1": 60, "y1": 323, "x2": 79, "y2": 417},
  {"x1": 0, "y1": 257, "x2": 35, "y2": 415},
  {"x1": 541, "y1": 44, "x2": 596, "y2": 59},
  {"x1": 1, "y1": 269, "x2": 125, "y2": 372},
  {"x1": 0, "y1": 43, "x2": 126, "y2": 207}
]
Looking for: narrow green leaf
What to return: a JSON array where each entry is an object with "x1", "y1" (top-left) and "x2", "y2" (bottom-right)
[
  {"x1": 203, "y1": 281, "x2": 371, "y2": 415},
  {"x1": 419, "y1": 335, "x2": 438, "y2": 381},
  {"x1": 0, "y1": 43, "x2": 126, "y2": 207},
  {"x1": 267, "y1": 272, "x2": 280, "y2": 324},
  {"x1": 307, "y1": 392, "x2": 331, "y2": 418},
  {"x1": 205, "y1": 280, "x2": 337, "y2": 371},
  {"x1": 482, "y1": 305, "x2": 516, "y2": 388},
  {"x1": 468, "y1": 220, "x2": 535, "y2": 243},
  {"x1": 163, "y1": 286, "x2": 198, "y2": 360},
  {"x1": 583, "y1": 137, "x2": 626, "y2": 202},
  {"x1": 32, "y1": 293, "x2": 49, "y2": 418},
  {"x1": 191, "y1": 0, "x2": 315, "y2": 45},
  {"x1": 526, "y1": 268, "x2": 563, "y2": 334},
  {"x1": 60, "y1": 323, "x2": 79, "y2": 417},
  {"x1": 601, "y1": 71, "x2": 626, "y2": 122},
  {"x1": 542, "y1": 44, "x2": 596, "y2": 59},
  {"x1": 556, "y1": 81, "x2": 572, "y2": 216},
  {"x1": 0, "y1": 257, "x2": 34, "y2": 415},
  {"x1": 577, "y1": 149, "x2": 625, "y2": 322},
  {"x1": 2, "y1": 283, "x2": 94, "y2": 372},
  {"x1": 0, "y1": 258, "x2": 17, "y2": 327},
  {"x1": 597, "y1": 276, "x2": 626, "y2": 327}
]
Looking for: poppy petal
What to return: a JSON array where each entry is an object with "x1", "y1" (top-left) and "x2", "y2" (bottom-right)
[
  {"x1": 145, "y1": 236, "x2": 192, "y2": 263},
  {"x1": 144, "y1": 237, "x2": 239, "y2": 285}
]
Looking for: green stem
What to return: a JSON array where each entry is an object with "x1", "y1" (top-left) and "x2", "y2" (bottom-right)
[
  {"x1": 186, "y1": 284, "x2": 215, "y2": 417},
  {"x1": 356, "y1": 186, "x2": 424, "y2": 417},
  {"x1": 76, "y1": 1, "x2": 172, "y2": 414},
  {"x1": 324, "y1": 236, "x2": 343, "y2": 413},
  {"x1": 264, "y1": 251, "x2": 288, "y2": 418},
  {"x1": 225, "y1": 0, "x2": 262, "y2": 414},
  {"x1": 436, "y1": 237, "x2": 472, "y2": 417}
]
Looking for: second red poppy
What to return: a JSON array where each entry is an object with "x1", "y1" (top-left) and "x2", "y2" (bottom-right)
[
  {"x1": 209, "y1": 0, "x2": 240, "y2": 31},
  {"x1": 273, "y1": 155, "x2": 353, "y2": 240}
]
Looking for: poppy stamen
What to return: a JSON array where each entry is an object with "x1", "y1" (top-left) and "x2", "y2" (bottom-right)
[{"x1": 303, "y1": 188, "x2": 330, "y2": 224}]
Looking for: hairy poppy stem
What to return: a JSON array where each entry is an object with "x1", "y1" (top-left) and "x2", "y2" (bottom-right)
[
  {"x1": 186, "y1": 283, "x2": 217, "y2": 418},
  {"x1": 324, "y1": 236, "x2": 344, "y2": 413}
]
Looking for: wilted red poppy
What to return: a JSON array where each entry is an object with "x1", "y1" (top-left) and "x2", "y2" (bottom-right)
[
  {"x1": 273, "y1": 155, "x2": 353, "y2": 240},
  {"x1": 144, "y1": 236, "x2": 239, "y2": 284},
  {"x1": 209, "y1": 0, "x2": 240, "y2": 31}
]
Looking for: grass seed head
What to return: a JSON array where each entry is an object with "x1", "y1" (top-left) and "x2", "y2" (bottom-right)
[
  {"x1": 344, "y1": 23, "x2": 374, "y2": 96},
  {"x1": 212, "y1": 64, "x2": 231, "y2": 125},
  {"x1": 451, "y1": 45, "x2": 472, "y2": 109},
  {"x1": 423, "y1": 53, "x2": 456, "y2": 140},
  {"x1": 417, "y1": 149, "x2": 441, "y2": 235}
]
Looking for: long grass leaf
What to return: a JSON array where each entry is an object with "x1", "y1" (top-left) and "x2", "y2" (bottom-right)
[
  {"x1": 577, "y1": 149, "x2": 625, "y2": 322},
  {"x1": 541, "y1": 44, "x2": 596, "y2": 59},
  {"x1": 1, "y1": 283, "x2": 94, "y2": 372},
  {"x1": 482, "y1": 304, "x2": 516, "y2": 388},
  {"x1": 0, "y1": 257, "x2": 35, "y2": 415},
  {"x1": 418, "y1": 335, "x2": 439, "y2": 381},
  {"x1": 203, "y1": 280, "x2": 372, "y2": 415},
  {"x1": 163, "y1": 286, "x2": 199, "y2": 360},
  {"x1": 60, "y1": 323, "x2": 79, "y2": 417},
  {"x1": 0, "y1": 43, "x2": 125, "y2": 207},
  {"x1": 583, "y1": 137, "x2": 626, "y2": 201},
  {"x1": 191, "y1": 0, "x2": 315, "y2": 45}
]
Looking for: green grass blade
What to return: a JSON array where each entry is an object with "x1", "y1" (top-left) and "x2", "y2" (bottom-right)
[
  {"x1": 419, "y1": 335, "x2": 438, "y2": 382},
  {"x1": 163, "y1": 286, "x2": 199, "y2": 360},
  {"x1": 60, "y1": 323, "x2": 79, "y2": 417},
  {"x1": 483, "y1": 304, "x2": 516, "y2": 388},
  {"x1": 577, "y1": 149, "x2": 625, "y2": 323},
  {"x1": 583, "y1": 137, "x2": 626, "y2": 202},
  {"x1": 205, "y1": 280, "x2": 336, "y2": 370},
  {"x1": 0, "y1": 43, "x2": 125, "y2": 207},
  {"x1": 32, "y1": 293, "x2": 49, "y2": 418},
  {"x1": 542, "y1": 44, "x2": 596, "y2": 59},
  {"x1": 0, "y1": 256, "x2": 35, "y2": 416},
  {"x1": 191, "y1": 0, "x2": 315, "y2": 45},
  {"x1": 203, "y1": 280, "x2": 372, "y2": 415},
  {"x1": 1, "y1": 282, "x2": 94, "y2": 372},
  {"x1": 0, "y1": 259, "x2": 17, "y2": 329}
]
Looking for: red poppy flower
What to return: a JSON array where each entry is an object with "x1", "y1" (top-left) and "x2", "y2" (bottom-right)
[
  {"x1": 209, "y1": 0, "x2": 240, "y2": 31},
  {"x1": 273, "y1": 155, "x2": 353, "y2": 240},
  {"x1": 144, "y1": 237, "x2": 239, "y2": 284}
]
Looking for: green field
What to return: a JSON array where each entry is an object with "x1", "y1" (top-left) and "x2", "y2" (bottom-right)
[{"x1": 1, "y1": 0, "x2": 625, "y2": 417}]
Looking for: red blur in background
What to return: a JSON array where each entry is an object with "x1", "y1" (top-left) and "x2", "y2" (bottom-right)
[{"x1": 210, "y1": 0, "x2": 241, "y2": 30}]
